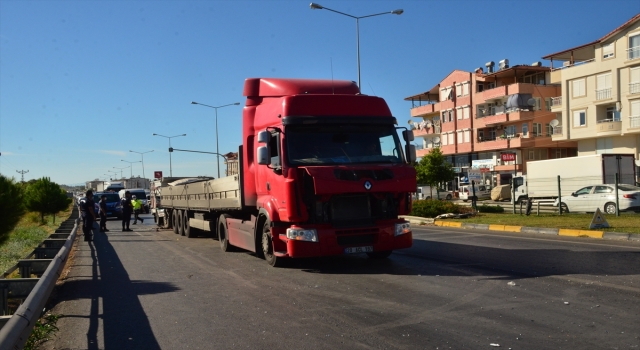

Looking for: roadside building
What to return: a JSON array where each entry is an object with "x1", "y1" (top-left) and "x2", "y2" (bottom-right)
[
  {"x1": 543, "y1": 13, "x2": 640, "y2": 179},
  {"x1": 406, "y1": 62, "x2": 577, "y2": 190}
]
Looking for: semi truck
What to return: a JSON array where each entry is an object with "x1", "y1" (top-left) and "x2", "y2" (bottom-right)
[
  {"x1": 151, "y1": 78, "x2": 417, "y2": 266},
  {"x1": 512, "y1": 154, "x2": 637, "y2": 204}
]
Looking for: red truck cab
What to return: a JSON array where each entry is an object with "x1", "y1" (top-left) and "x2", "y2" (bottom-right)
[{"x1": 237, "y1": 78, "x2": 416, "y2": 266}]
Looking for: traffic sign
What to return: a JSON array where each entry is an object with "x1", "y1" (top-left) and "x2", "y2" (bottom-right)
[
  {"x1": 589, "y1": 208, "x2": 610, "y2": 229},
  {"x1": 154, "y1": 171, "x2": 162, "y2": 179}
]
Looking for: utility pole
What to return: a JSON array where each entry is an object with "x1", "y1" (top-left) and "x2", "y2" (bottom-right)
[{"x1": 16, "y1": 170, "x2": 29, "y2": 183}]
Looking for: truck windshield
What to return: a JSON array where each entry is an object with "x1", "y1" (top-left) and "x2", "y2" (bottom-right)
[{"x1": 286, "y1": 124, "x2": 404, "y2": 165}]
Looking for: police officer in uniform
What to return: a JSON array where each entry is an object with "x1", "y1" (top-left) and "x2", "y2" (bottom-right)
[{"x1": 82, "y1": 190, "x2": 97, "y2": 242}]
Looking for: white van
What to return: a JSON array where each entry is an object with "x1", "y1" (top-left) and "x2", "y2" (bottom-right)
[
  {"x1": 459, "y1": 184, "x2": 491, "y2": 202},
  {"x1": 119, "y1": 188, "x2": 150, "y2": 213},
  {"x1": 416, "y1": 186, "x2": 453, "y2": 200}
]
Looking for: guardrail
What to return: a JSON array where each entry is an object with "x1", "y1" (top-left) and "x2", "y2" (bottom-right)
[{"x1": 0, "y1": 207, "x2": 79, "y2": 349}]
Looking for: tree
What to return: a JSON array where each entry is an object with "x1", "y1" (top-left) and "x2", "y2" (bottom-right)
[
  {"x1": 414, "y1": 148, "x2": 456, "y2": 199},
  {"x1": 24, "y1": 177, "x2": 71, "y2": 224},
  {"x1": 0, "y1": 175, "x2": 26, "y2": 244}
]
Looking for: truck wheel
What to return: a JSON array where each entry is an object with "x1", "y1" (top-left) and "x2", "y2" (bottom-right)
[
  {"x1": 560, "y1": 203, "x2": 570, "y2": 213},
  {"x1": 183, "y1": 210, "x2": 194, "y2": 237},
  {"x1": 604, "y1": 202, "x2": 616, "y2": 214},
  {"x1": 218, "y1": 214, "x2": 234, "y2": 252},
  {"x1": 176, "y1": 210, "x2": 185, "y2": 236},
  {"x1": 446, "y1": 194, "x2": 452, "y2": 200},
  {"x1": 261, "y1": 219, "x2": 282, "y2": 267},
  {"x1": 366, "y1": 250, "x2": 392, "y2": 259},
  {"x1": 172, "y1": 210, "x2": 179, "y2": 234}
]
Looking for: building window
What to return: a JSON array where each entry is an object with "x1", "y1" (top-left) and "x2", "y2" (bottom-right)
[
  {"x1": 463, "y1": 106, "x2": 470, "y2": 119},
  {"x1": 522, "y1": 123, "x2": 528, "y2": 137},
  {"x1": 545, "y1": 98, "x2": 552, "y2": 112},
  {"x1": 478, "y1": 130, "x2": 484, "y2": 141},
  {"x1": 457, "y1": 131, "x2": 463, "y2": 144},
  {"x1": 456, "y1": 107, "x2": 462, "y2": 120},
  {"x1": 487, "y1": 82, "x2": 495, "y2": 89},
  {"x1": 528, "y1": 150, "x2": 535, "y2": 160},
  {"x1": 462, "y1": 82, "x2": 470, "y2": 96},
  {"x1": 532, "y1": 123, "x2": 542, "y2": 136},
  {"x1": 573, "y1": 110, "x2": 586, "y2": 127},
  {"x1": 464, "y1": 130, "x2": 470, "y2": 143},
  {"x1": 448, "y1": 133, "x2": 454, "y2": 145},
  {"x1": 572, "y1": 79, "x2": 586, "y2": 98},
  {"x1": 442, "y1": 133, "x2": 448, "y2": 146},
  {"x1": 630, "y1": 67, "x2": 640, "y2": 94},
  {"x1": 629, "y1": 33, "x2": 640, "y2": 60},
  {"x1": 441, "y1": 87, "x2": 453, "y2": 101},
  {"x1": 477, "y1": 83, "x2": 484, "y2": 93},
  {"x1": 603, "y1": 43, "x2": 614, "y2": 59},
  {"x1": 596, "y1": 137, "x2": 613, "y2": 154},
  {"x1": 596, "y1": 73, "x2": 612, "y2": 100},
  {"x1": 630, "y1": 100, "x2": 640, "y2": 128},
  {"x1": 545, "y1": 123, "x2": 551, "y2": 136}
]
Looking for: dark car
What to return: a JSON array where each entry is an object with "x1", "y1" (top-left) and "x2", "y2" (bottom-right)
[{"x1": 94, "y1": 192, "x2": 123, "y2": 219}]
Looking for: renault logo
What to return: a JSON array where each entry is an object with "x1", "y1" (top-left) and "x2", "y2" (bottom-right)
[{"x1": 364, "y1": 181, "x2": 372, "y2": 190}]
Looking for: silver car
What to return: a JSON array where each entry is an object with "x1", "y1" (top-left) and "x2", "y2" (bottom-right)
[{"x1": 556, "y1": 184, "x2": 640, "y2": 214}]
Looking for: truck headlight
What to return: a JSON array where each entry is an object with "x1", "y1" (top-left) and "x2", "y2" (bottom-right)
[
  {"x1": 286, "y1": 227, "x2": 318, "y2": 242},
  {"x1": 395, "y1": 222, "x2": 411, "y2": 236}
]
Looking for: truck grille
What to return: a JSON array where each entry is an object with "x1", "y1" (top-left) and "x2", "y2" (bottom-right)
[{"x1": 330, "y1": 194, "x2": 372, "y2": 227}]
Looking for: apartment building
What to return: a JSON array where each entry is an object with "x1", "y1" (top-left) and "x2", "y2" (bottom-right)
[
  {"x1": 543, "y1": 13, "x2": 640, "y2": 177},
  {"x1": 406, "y1": 62, "x2": 576, "y2": 189}
]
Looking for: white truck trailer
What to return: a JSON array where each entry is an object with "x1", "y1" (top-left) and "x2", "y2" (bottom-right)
[{"x1": 512, "y1": 154, "x2": 636, "y2": 204}]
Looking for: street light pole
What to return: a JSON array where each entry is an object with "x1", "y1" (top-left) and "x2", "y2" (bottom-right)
[
  {"x1": 310, "y1": 3, "x2": 403, "y2": 89},
  {"x1": 113, "y1": 166, "x2": 129, "y2": 179},
  {"x1": 121, "y1": 160, "x2": 141, "y2": 178},
  {"x1": 153, "y1": 133, "x2": 186, "y2": 177},
  {"x1": 129, "y1": 150, "x2": 154, "y2": 180},
  {"x1": 190, "y1": 101, "x2": 240, "y2": 178}
]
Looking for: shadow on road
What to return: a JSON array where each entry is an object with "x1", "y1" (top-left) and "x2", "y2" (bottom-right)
[
  {"x1": 51, "y1": 231, "x2": 179, "y2": 350},
  {"x1": 294, "y1": 238, "x2": 640, "y2": 279}
]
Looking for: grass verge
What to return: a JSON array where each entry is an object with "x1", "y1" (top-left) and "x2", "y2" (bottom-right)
[
  {"x1": 442, "y1": 212, "x2": 640, "y2": 234},
  {"x1": 0, "y1": 204, "x2": 74, "y2": 276}
]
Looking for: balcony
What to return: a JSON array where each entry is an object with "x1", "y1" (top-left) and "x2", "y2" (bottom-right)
[
  {"x1": 412, "y1": 126, "x2": 437, "y2": 137},
  {"x1": 551, "y1": 96, "x2": 562, "y2": 107},
  {"x1": 410, "y1": 104, "x2": 438, "y2": 117},
  {"x1": 474, "y1": 138, "x2": 509, "y2": 152},
  {"x1": 482, "y1": 86, "x2": 508, "y2": 101},
  {"x1": 596, "y1": 119, "x2": 622, "y2": 134},
  {"x1": 631, "y1": 116, "x2": 640, "y2": 129},
  {"x1": 628, "y1": 46, "x2": 640, "y2": 61},
  {"x1": 596, "y1": 88, "x2": 612, "y2": 101},
  {"x1": 552, "y1": 125, "x2": 563, "y2": 135},
  {"x1": 630, "y1": 82, "x2": 640, "y2": 95},
  {"x1": 506, "y1": 110, "x2": 535, "y2": 122}
]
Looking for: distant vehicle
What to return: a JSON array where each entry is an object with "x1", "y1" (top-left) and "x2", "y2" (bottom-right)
[
  {"x1": 512, "y1": 154, "x2": 636, "y2": 204},
  {"x1": 95, "y1": 192, "x2": 123, "y2": 218},
  {"x1": 104, "y1": 181, "x2": 125, "y2": 192},
  {"x1": 119, "y1": 188, "x2": 149, "y2": 213},
  {"x1": 459, "y1": 184, "x2": 491, "y2": 202},
  {"x1": 415, "y1": 185, "x2": 452, "y2": 200},
  {"x1": 554, "y1": 184, "x2": 640, "y2": 214},
  {"x1": 491, "y1": 184, "x2": 511, "y2": 201}
]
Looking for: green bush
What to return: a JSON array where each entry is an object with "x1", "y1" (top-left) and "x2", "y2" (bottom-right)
[
  {"x1": 477, "y1": 204, "x2": 505, "y2": 213},
  {"x1": 410, "y1": 199, "x2": 468, "y2": 218},
  {"x1": 0, "y1": 175, "x2": 25, "y2": 244}
]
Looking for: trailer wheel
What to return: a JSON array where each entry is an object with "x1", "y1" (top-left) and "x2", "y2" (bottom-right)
[
  {"x1": 176, "y1": 210, "x2": 185, "y2": 236},
  {"x1": 172, "y1": 210, "x2": 179, "y2": 234},
  {"x1": 604, "y1": 202, "x2": 616, "y2": 214},
  {"x1": 183, "y1": 210, "x2": 197, "y2": 238},
  {"x1": 366, "y1": 250, "x2": 392, "y2": 259},
  {"x1": 218, "y1": 214, "x2": 234, "y2": 252},
  {"x1": 261, "y1": 219, "x2": 282, "y2": 267},
  {"x1": 162, "y1": 212, "x2": 172, "y2": 230}
]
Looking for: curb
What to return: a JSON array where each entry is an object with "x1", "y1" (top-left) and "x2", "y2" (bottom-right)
[{"x1": 400, "y1": 215, "x2": 638, "y2": 242}]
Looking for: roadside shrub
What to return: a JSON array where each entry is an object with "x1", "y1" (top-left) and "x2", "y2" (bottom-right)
[
  {"x1": 477, "y1": 204, "x2": 505, "y2": 213},
  {"x1": 0, "y1": 175, "x2": 25, "y2": 244},
  {"x1": 411, "y1": 199, "x2": 466, "y2": 218}
]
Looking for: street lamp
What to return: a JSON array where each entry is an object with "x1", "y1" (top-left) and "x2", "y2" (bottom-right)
[
  {"x1": 190, "y1": 101, "x2": 241, "y2": 178},
  {"x1": 121, "y1": 160, "x2": 141, "y2": 178},
  {"x1": 113, "y1": 166, "x2": 129, "y2": 179},
  {"x1": 129, "y1": 150, "x2": 154, "y2": 180},
  {"x1": 153, "y1": 133, "x2": 186, "y2": 177},
  {"x1": 310, "y1": 3, "x2": 403, "y2": 89},
  {"x1": 105, "y1": 170, "x2": 118, "y2": 180}
]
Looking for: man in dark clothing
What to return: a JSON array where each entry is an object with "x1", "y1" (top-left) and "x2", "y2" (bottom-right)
[
  {"x1": 98, "y1": 195, "x2": 109, "y2": 233},
  {"x1": 121, "y1": 191, "x2": 133, "y2": 232},
  {"x1": 82, "y1": 190, "x2": 97, "y2": 242}
]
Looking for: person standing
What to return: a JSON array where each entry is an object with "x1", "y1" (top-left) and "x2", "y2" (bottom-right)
[
  {"x1": 81, "y1": 190, "x2": 97, "y2": 242},
  {"x1": 121, "y1": 191, "x2": 133, "y2": 232},
  {"x1": 132, "y1": 195, "x2": 144, "y2": 224},
  {"x1": 98, "y1": 195, "x2": 109, "y2": 233}
]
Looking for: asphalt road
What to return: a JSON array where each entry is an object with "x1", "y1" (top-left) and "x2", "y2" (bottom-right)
[{"x1": 43, "y1": 214, "x2": 640, "y2": 349}]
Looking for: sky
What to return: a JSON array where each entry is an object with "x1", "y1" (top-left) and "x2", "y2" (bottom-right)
[{"x1": 1, "y1": 0, "x2": 639, "y2": 186}]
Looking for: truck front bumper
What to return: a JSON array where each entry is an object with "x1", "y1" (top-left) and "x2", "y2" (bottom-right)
[{"x1": 275, "y1": 220, "x2": 413, "y2": 258}]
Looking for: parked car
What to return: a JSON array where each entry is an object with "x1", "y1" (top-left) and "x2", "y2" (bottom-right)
[
  {"x1": 94, "y1": 192, "x2": 123, "y2": 218},
  {"x1": 459, "y1": 184, "x2": 492, "y2": 202},
  {"x1": 555, "y1": 184, "x2": 640, "y2": 214}
]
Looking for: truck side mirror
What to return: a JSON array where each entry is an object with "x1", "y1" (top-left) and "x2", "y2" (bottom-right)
[
  {"x1": 257, "y1": 130, "x2": 270, "y2": 144},
  {"x1": 405, "y1": 144, "x2": 416, "y2": 163},
  {"x1": 257, "y1": 146, "x2": 269, "y2": 165},
  {"x1": 402, "y1": 129, "x2": 414, "y2": 142}
]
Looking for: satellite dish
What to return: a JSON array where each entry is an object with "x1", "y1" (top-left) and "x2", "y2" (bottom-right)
[
  {"x1": 550, "y1": 119, "x2": 560, "y2": 127},
  {"x1": 426, "y1": 121, "x2": 432, "y2": 127},
  {"x1": 527, "y1": 98, "x2": 536, "y2": 106},
  {"x1": 433, "y1": 136, "x2": 441, "y2": 143}
]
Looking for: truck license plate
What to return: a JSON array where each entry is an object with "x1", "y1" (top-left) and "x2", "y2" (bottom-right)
[{"x1": 344, "y1": 246, "x2": 373, "y2": 254}]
